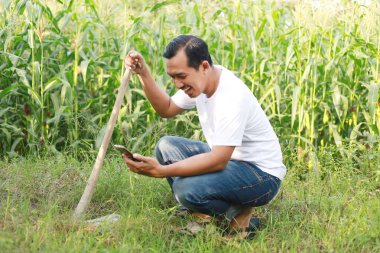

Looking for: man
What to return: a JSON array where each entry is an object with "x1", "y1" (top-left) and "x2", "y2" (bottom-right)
[{"x1": 123, "y1": 35, "x2": 286, "y2": 238}]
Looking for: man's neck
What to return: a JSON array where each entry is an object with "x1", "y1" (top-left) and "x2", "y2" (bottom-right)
[{"x1": 205, "y1": 66, "x2": 221, "y2": 98}]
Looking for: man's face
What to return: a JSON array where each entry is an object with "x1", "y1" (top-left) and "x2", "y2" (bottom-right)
[{"x1": 165, "y1": 49, "x2": 207, "y2": 98}]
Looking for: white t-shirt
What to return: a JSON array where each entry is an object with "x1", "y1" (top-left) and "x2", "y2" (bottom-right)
[{"x1": 171, "y1": 66, "x2": 286, "y2": 180}]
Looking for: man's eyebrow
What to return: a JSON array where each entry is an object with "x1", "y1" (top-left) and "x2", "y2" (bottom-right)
[{"x1": 167, "y1": 72, "x2": 186, "y2": 77}]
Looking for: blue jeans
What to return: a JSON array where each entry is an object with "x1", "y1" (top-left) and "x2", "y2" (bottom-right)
[{"x1": 155, "y1": 136, "x2": 281, "y2": 220}]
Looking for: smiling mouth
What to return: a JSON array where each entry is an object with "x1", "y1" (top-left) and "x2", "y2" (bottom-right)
[{"x1": 183, "y1": 86, "x2": 191, "y2": 93}]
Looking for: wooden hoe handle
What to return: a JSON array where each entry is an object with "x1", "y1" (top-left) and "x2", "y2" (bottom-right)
[{"x1": 73, "y1": 69, "x2": 132, "y2": 219}]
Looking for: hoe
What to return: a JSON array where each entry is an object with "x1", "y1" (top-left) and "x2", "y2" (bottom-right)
[{"x1": 73, "y1": 68, "x2": 131, "y2": 224}]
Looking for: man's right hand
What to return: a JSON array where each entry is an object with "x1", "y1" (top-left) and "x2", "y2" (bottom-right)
[
  {"x1": 125, "y1": 50, "x2": 147, "y2": 76},
  {"x1": 124, "y1": 49, "x2": 184, "y2": 118}
]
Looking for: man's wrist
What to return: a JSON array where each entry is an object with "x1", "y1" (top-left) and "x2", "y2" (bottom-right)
[
  {"x1": 138, "y1": 66, "x2": 150, "y2": 79},
  {"x1": 159, "y1": 164, "x2": 172, "y2": 178}
]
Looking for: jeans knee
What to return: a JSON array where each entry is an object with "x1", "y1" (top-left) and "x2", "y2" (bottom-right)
[
  {"x1": 156, "y1": 136, "x2": 176, "y2": 152},
  {"x1": 155, "y1": 136, "x2": 183, "y2": 165},
  {"x1": 155, "y1": 136, "x2": 174, "y2": 164},
  {"x1": 173, "y1": 179, "x2": 203, "y2": 209},
  {"x1": 175, "y1": 191, "x2": 202, "y2": 210}
]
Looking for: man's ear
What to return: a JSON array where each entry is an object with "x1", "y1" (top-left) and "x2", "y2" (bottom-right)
[{"x1": 201, "y1": 61, "x2": 210, "y2": 73}]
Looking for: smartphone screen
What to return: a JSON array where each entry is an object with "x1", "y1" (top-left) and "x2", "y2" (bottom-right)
[{"x1": 113, "y1": 144, "x2": 140, "y2": 161}]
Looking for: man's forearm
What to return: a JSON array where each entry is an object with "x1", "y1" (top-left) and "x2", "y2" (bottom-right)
[
  {"x1": 162, "y1": 152, "x2": 228, "y2": 177},
  {"x1": 137, "y1": 69, "x2": 171, "y2": 117}
]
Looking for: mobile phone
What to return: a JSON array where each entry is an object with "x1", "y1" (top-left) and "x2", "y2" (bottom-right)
[{"x1": 113, "y1": 144, "x2": 140, "y2": 161}]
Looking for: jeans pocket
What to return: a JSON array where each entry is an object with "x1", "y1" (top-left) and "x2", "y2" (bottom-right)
[{"x1": 241, "y1": 161, "x2": 263, "y2": 183}]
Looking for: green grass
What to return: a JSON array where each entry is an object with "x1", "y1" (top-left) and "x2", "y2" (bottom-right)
[{"x1": 1, "y1": 146, "x2": 379, "y2": 252}]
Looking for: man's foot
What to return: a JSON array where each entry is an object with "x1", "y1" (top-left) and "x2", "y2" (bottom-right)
[
  {"x1": 223, "y1": 217, "x2": 260, "y2": 240},
  {"x1": 191, "y1": 212, "x2": 212, "y2": 223},
  {"x1": 223, "y1": 207, "x2": 261, "y2": 240},
  {"x1": 230, "y1": 207, "x2": 253, "y2": 230}
]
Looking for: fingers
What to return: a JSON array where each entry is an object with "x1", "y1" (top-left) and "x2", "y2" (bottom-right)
[
  {"x1": 123, "y1": 153, "x2": 140, "y2": 166},
  {"x1": 122, "y1": 153, "x2": 146, "y2": 173},
  {"x1": 122, "y1": 153, "x2": 162, "y2": 177},
  {"x1": 125, "y1": 50, "x2": 144, "y2": 72},
  {"x1": 123, "y1": 155, "x2": 140, "y2": 174},
  {"x1": 131, "y1": 153, "x2": 149, "y2": 162}
]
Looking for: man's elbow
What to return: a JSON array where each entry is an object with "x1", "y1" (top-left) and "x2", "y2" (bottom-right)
[
  {"x1": 157, "y1": 107, "x2": 179, "y2": 118},
  {"x1": 158, "y1": 111, "x2": 174, "y2": 118},
  {"x1": 214, "y1": 160, "x2": 229, "y2": 171}
]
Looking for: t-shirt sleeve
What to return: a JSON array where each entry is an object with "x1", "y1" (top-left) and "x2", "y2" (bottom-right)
[
  {"x1": 171, "y1": 90, "x2": 196, "y2": 109},
  {"x1": 212, "y1": 93, "x2": 250, "y2": 146}
]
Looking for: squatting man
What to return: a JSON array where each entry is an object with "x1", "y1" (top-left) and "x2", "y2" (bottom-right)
[{"x1": 123, "y1": 35, "x2": 286, "y2": 239}]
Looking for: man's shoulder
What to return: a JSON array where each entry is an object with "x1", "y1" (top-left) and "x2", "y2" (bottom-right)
[
  {"x1": 219, "y1": 71, "x2": 252, "y2": 96},
  {"x1": 218, "y1": 66, "x2": 246, "y2": 87}
]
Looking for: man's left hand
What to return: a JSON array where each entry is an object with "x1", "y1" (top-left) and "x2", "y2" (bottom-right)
[{"x1": 122, "y1": 153, "x2": 166, "y2": 178}]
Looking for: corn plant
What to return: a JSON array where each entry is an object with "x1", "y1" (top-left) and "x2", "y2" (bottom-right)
[{"x1": 0, "y1": 0, "x2": 379, "y2": 173}]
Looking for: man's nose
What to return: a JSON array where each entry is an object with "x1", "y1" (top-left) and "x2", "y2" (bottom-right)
[{"x1": 173, "y1": 78, "x2": 183, "y2": 89}]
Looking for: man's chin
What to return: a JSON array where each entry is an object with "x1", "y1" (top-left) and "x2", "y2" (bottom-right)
[
  {"x1": 187, "y1": 92, "x2": 198, "y2": 98},
  {"x1": 185, "y1": 89, "x2": 200, "y2": 98}
]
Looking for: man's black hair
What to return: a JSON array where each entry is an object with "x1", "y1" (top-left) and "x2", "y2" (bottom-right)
[{"x1": 163, "y1": 35, "x2": 213, "y2": 70}]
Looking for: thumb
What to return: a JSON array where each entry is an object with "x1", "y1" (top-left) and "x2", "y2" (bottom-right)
[{"x1": 132, "y1": 153, "x2": 150, "y2": 162}]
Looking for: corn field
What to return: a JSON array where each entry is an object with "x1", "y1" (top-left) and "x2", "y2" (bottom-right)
[{"x1": 0, "y1": 0, "x2": 379, "y2": 164}]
